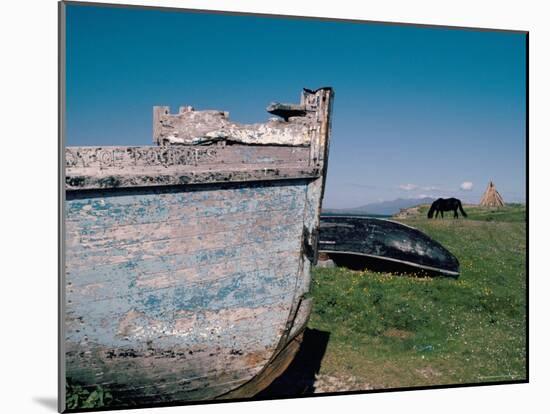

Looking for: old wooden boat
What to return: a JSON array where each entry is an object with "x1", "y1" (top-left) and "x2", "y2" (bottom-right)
[
  {"x1": 318, "y1": 216, "x2": 459, "y2": 277},
  {"x1": 63, "y1": 87, "x2": 334, "y2": 407}
]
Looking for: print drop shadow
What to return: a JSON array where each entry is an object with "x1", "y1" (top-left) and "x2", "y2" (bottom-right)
[
  {"x1": 257, "y1": 328, "x2": 331, "y2": 397},
  {"x1": 32, "y1": 397, "x2": 57, "y2": 411}
]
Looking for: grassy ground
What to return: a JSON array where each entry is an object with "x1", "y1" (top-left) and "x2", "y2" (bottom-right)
[
  {"x1": 414, "y1": 203, "x2": 526, "y2": 222},
  {"x1": 308, "y1": 204, "x2": 526, "y2": 389}
]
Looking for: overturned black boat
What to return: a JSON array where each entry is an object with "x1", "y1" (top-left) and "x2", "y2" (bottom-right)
[{"x1": 318, "y1": 216, "x2": 459, "y2": 277}]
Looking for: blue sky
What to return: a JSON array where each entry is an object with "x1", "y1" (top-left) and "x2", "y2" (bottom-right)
[{"x1": 66, "y1": 4, "x2": 526, "y2": 208}]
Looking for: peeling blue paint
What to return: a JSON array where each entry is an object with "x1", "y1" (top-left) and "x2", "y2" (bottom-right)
[{"x1": 66, "y1": 182, "x2": 306, "y2": 351}]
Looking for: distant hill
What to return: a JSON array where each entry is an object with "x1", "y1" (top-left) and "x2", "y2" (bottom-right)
[{"x1": 323, "y1": 197, "x2": 436, "y2": 216}]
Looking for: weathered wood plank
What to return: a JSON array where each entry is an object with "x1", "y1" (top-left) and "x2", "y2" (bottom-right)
[
  {"x1": 67, "y1": 239, "x2": 301, "y2": 286},
  {"x1": 67, "y1": 258, "x2": 302, "y2": 311},
  {"x1": 66, "y1": 300, "x2": 293, "y2": 401},
  {"x1": 67, "y1": 303, "x2": 292, "y2": 370},
  {"x1": 66, "y1": 220, "x2": 301, "y2": 267},
  {"x1": 66, "y1": 145, "x2": 310, "y2": 169},
  {"x1": 65, "y1": 189, "x2": 304, "y2": 227},
  {"x1": 66, "y1": 165, "x2": 319, "y2": 190},
  {"x1": 67, "y1": 209, "x2": 302, "y2": 250},
  {"x1": 151, "y1": 105, "x2": 314, "y2": 146},
  {"x1": 65, "y1": 144, "x2": 315, "y2": 190},
  {"x1": 69, "y1": 251, "x2": 299, "y2": 297}
]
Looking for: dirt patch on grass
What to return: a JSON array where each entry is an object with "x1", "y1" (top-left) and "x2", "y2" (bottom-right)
[
  {"x1": 416, "y1": 366, "x2": 443, "y2": 379},
  {"x1": 313, "y1": 373, "x2": 373, "y2": 393},
  {"x1": 383, "y1": 328, "x2": 414, "y2": 339}
]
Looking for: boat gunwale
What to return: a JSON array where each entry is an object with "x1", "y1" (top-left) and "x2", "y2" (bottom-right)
[
  {"x1": 318, "y1": 249, "x2": 460, "y2": 276},
  {"x1": 320, "y1": 214, "x2": 420, "y2": 230}
]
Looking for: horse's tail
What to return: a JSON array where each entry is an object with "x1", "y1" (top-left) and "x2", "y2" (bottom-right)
[
  {"x1": 427, "y1": 202, "x2": 436, "y2": 219},
  {"x1": 458, "y1": 200, "x2": 467, "y2": 217}
]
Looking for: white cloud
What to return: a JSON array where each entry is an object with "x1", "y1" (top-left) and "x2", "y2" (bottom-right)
[
  {"x1": 460, "y1": 181, "x2": 474, "y2": 191},
  {"x1": 400, "y1": 184, "x2": 441, "y2": 192},
  {"x1": 399, "y1": 183, "x2": 418, "y2": 191}
]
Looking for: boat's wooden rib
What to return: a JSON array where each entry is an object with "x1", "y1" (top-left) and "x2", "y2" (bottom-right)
[
  {"x1": 318, "y1": 216, "x2": 460, "y2": 277},
  {"x1": 63, "y1": 87, "x2": 334, "y2": 407}
]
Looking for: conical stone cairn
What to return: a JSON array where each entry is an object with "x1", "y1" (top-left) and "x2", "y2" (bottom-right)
[{"x1": 480, "y1": 181, "x2": 505, "y2": 207}]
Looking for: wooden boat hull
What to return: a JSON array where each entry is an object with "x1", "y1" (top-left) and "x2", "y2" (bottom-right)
[
  {"x1": 62, "y1": 88, "x2": 333, "y2": 408},
  {"x1": 318, "y1": 216, "x2": 459, "y2": 277}
]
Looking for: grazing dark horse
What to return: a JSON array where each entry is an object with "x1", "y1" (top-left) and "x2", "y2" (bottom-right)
[{"x1": 427, "y1": 198, "x2": 467, "y2": 219}]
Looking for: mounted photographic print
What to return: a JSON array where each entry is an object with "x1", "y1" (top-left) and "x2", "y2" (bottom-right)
[{"x1": 59, "y1": 1, "x2": 527, "y2": 412}]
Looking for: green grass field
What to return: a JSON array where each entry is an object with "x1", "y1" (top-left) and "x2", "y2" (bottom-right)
[
  {"x1": 308, "y1": 204, "x2": 527, "y2": 389},
  {"x1": 416, "y1": 203, "x2": 526, "y2": 222}
]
